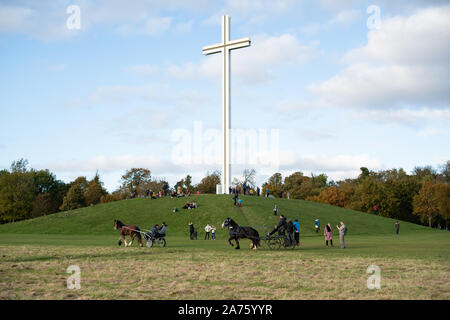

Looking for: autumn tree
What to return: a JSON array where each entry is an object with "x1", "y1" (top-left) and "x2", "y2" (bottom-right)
[
  {"x1": 413, "y1": 180, "x2": 440, "y2": 227},
  {"x1": 60, "y1": 177, "x2": 89, "y2": 211},
  {"x1": 197, "y1": 171, "x2": 221, "y2": 194},
  {"x1": 120, "y1": 168, "x2": 151, "y2": 197},
  {"x1": 435, "y1": 183, "x2": 450, "y2": 229},
  {"x1": 84, "y1": 173, "x2": 107, "y2": 206},
  {"x1": 262, "y1": 172, "x2": 283, "y2": 197},
  {"x1": 0, "y1": 168, "x2": 35, "y2": 222},
  {"x1": 184, "y1": 175, "x2": 194, "y2": 193}
]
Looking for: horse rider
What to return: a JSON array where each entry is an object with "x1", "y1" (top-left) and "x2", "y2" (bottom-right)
[
  {"x1": 157, "y1": 222, "x2": 167, "y2": 238},
  {"x1": 268, "y1": 214, "x2": 287, "y2": 236},
  {"x1": 151, "y1": 224, "x2": 159, "y2": 237}
]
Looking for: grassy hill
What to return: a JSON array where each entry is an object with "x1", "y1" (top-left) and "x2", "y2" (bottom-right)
[{"x1": 0, "y1": 194, "x2": 433, "y2": 237}]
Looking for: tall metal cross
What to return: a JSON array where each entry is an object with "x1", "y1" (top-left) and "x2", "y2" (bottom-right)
[{"x1": 202, "y1": 14, "x2": 251, "y2": 194}]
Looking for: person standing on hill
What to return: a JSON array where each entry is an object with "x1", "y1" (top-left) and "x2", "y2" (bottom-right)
[
  {"x1": 204, "y1": 224, "x2": 212, "y2": 240},
  {"x1": 189, "y1": 222, "x2": 195, "y2": 240},
  {"x1": 373, "y1": 205, "x2": 379, "y2": 215},
  {"x1": 293, "y1": 218, "x2": 300, "y2": 246},
  {"x1": 233, "y1": 192, "x2": 238, "y2": 206},
  {"x1": 286, "y1": 219, "x2": 294, "y2": 246},
  {"x1": 211, "y1": 225, "x2": 216, "y2": 240},
  {"x1": 336, "y1": 221, "x2": 346, "y2": 248},
  {"x1": 395, "y1": 220, "x2": 400, "y2": 235},
  {"x1": 324, "y1": 223, "x2": 333, "y2": 247},
  {"x1": 265, "y1": 188, "x2": 269, "y2": 197},
  {"x1": 314, "y1": 218, "x2": 320, "y2": 233}
]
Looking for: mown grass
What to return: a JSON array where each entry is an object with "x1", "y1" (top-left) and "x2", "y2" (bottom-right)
[{"x1": 0, "y1": 233, "x2": 448, "y2": 300}]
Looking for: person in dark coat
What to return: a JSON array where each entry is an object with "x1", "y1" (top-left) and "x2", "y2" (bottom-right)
[
  {"x1": 269, "y1": 215, "x2": 287, "y2": 236},
  {"x1": 286, "y1": 219, "x2": 294, "y2": 246},
  {"x1": 189, "y1": 222, "x2": 195, "y2": 240},
  {"x1": 233, "y1": 192, "x2": 238, "y2": 206}
]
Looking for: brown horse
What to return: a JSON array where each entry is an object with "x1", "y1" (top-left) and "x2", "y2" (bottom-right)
[{"x1": 114, "y1": 220, "x2": 143, "y2": 247}]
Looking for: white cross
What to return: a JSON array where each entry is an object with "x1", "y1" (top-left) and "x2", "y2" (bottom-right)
[{"x1": 202, "y1": 14, "x2": 251, "y2": 194}]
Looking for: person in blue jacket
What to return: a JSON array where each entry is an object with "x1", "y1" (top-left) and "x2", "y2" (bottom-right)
[
  {"x1": 293, "y1": 218, "x2": 300, "y2": 246},
  {"x1": 314, "y1": 218, "x2": 320, "y2": 233}
]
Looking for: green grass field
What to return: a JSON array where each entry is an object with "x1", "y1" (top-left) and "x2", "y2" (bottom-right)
[{"x1": 0, "y1": 195, "x2": 449, "y2": 299}]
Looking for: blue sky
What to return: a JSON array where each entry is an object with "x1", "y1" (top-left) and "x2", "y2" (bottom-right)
[{"x1": 0, "y1": 0, "x2": 449, "y2": 192}]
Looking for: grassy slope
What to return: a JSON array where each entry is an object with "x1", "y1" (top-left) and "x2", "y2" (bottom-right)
[{"x1": 0, "y1": 194, "x2": 434, "y2": 237}]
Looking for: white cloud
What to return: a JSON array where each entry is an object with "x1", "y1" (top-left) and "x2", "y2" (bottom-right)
[
  {"x1": 328, "y1": 9, "x2": 362, "y2": 25},
  {"x1": 417, "y1": 128, "x2": 445, "y2": 137},
  {"x1": 125, "y1": 64, "x2": 159, "y2": 76},
  {"x1": 0, "y1": 5, "x2": 32, "y2": 32},
  {"x1": 307, "y1": 6, "x2": 450, "y2": 110},
  {"x1": 0, "y1": 0, "x2": 207, "y2": 41},
  {"x1": 350, "y1": 107, "x2": 450, "y2": 125},
  {"x1": 204, "y1": 0, "x2": 296, "y2": 25},
  {"x1": 117, "y1": 16, "x2": 172, "y2": 36},
  {"x1": 278, "y1": 152, "x2": 382, "y2": 172}
]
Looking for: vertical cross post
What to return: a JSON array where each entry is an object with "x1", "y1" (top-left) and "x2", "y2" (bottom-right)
[{"x1": 202, "y1": 15, "x2": 251, "y2": 194}]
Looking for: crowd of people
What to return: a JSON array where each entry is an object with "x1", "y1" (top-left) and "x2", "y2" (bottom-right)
[
  {"x1": 265, "y1": 211, "x2": 349, "y2": 249},
  {"x1": 183, "y1": 202, "x2": 197, "y2": 209},
  {"x1": 144, "y1": 190, "x2": 401, "y2": 250}
]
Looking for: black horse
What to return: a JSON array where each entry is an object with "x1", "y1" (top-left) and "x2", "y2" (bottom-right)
[{"x1": 222, "y1": 217, "x2": 260, "y2": 250}]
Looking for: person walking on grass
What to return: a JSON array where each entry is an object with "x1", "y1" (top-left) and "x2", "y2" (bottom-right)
[
  {"x1": 204, "y1": 224, "x2": 212, "y2": 240},
  {"x1": 336, "y1": 221, "x2": 346, "y2": 248},
  {"x1": 273, "y1": 204, "x2": 278, "y2": 216},
  {"x1": 293, "y1": 218, "x2": 300, "y2": 246},
  {"x1": 395, "y1": 220, "x2": 400, "y2": 235},
  {"x1": 189, "y1": 222, "x2": 195, "y2": 240},
  {"x1": 211, "y1": 225, "x2": 216, "y2": 240},
  {"x1": 324, "y1": 223, "x2": 333, "y2": 247}
]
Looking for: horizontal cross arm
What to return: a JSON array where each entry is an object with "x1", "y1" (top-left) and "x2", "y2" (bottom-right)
[
  {"x1": 202, "y1": 43, "x2": 224, "y2": 55},
  {"x1": 227, "y1": 37, "x2": 251, "y2": 50}
]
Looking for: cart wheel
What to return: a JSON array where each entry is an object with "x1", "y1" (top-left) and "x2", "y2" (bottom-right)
[
  {"x1": 158, "y1": 238, "x2": 166, "y2": 247},
  {"x1": 267, "y1": 238, "x2": 280, "y2": 250},
  {"x1": 146, "y1": 239, "x2": 153, "y2": 248}
]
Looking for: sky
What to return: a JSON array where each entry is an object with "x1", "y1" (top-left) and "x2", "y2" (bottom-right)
[{"x1": 0, "y1": 0, "x2": 449, "y2": 192}]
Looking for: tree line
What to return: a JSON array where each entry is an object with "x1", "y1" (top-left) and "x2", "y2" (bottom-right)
[
  {"x1": 261, "y1": 163, "x2": 449, "y2": 229},
  {"x1": 0, "y1": 158, "x2": 448, "y2": 229}
]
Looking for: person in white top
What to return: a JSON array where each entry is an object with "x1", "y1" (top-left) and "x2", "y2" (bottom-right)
[
  {"x1": 211, "y1": 225, "x2": 216, "y2": 240},
  {"x1": 204, "y1": 224, "x2": 212, "y2": 240}
]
